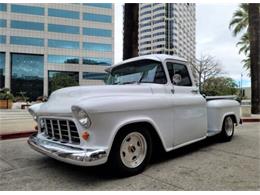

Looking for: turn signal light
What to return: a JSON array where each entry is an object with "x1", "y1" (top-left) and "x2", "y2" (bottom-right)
[{"x1": 82, "y1": 131, "x2": 89, "y2": 141}]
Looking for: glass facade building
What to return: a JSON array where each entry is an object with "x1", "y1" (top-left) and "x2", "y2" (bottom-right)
[
  {"x1": 0, "y1": 3, "x2": 114, "y2": 100},
  {"x1": 11, "y1": 53, "x2": 44, "y2": 100},
  {"x1": 0, "y1": 52, "x2": 5, "y2": 88}
]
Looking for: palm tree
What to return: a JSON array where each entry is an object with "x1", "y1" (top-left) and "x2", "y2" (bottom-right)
[
  {"x1": 248, "y1": 4, "x2": 260, "y2": 114},
  {"x1": 229, "y1": 4, "x2": 249, "y2": 36},
  {"x1": 229, "y1": 4, "x2": 250, "y2": 70}
]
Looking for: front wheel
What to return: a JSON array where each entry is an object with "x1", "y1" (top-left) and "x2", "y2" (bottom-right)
[
  {"x1": 108, "y1": 128, "x2": 152, "y2": 177},
  {"x1": 219, "y1": 116, "x2": 234, "y2": 142}
]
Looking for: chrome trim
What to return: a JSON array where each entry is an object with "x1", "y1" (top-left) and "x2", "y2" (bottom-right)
[
  {"x1": 28, "y1": 133, "x2": 108, "y2": 166},
  {"x1": 66, "y1": 120, "x2": 72, "y2": 143}
]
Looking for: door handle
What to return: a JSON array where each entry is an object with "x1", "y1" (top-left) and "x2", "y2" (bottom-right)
[{"x1": 191, "y1": 89, "x2": 199, "y2": 94}]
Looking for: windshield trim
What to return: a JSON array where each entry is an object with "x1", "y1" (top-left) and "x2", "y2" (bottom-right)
[{"x1": 106, "y1": 59, "x2": 167, "y2": 85}]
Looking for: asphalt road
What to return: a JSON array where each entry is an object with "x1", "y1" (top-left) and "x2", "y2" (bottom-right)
[{"x1": 0, "y1": 123, "x2": 259, "y2": 190}]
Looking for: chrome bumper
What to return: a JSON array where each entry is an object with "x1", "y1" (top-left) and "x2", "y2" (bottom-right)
[{"x1": 28, "y1": 133, "x2": 107, "y2": 166}]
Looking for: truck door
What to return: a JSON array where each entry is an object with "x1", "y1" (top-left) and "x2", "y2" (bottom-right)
[{"x1": 166, "y1": 61, "x2": 207, "y2": 146}]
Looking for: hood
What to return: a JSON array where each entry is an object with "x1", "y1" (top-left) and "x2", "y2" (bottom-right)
[{"x1": 37, "y1": 85, "x2": 154, "y2": 115}]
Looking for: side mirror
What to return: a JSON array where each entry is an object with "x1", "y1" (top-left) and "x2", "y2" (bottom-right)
[{"x1": 172, "y1": 74, "x2": 182, "y2": 85}]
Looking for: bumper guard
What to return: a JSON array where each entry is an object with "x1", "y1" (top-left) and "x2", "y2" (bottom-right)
[{"x1": 28, "y1": 133, "x2": 107, "y2": 166}]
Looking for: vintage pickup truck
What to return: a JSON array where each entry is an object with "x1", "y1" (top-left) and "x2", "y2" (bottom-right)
[{"x1": 28, "y1": 54, "x2": 240, "y2": 176}]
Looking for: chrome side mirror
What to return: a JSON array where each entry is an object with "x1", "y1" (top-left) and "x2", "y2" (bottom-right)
[{"x1": 172, "y1": 74, "x2": 182, "y2": 85}]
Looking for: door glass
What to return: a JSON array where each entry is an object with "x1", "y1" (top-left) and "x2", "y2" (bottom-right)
[{"x1": 166, "y1": 62, "x2": 192, "y2": 86}]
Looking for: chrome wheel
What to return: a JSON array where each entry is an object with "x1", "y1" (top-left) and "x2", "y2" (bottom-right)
[
  {"x1": 224, "y1": 117, "x2": 234, "y2": 136},
  {"x1": 120, "y1": 132, "x2": 147, "y2": 168}
]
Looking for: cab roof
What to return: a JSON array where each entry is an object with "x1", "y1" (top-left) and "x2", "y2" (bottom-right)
[{"x1": 106, "y1": 54, "x2": 187, "y2": 72}]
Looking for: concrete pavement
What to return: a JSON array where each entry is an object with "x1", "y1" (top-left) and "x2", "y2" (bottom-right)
[{"x1": 0, "y1": 123, "x2": 259, "y2": 190}]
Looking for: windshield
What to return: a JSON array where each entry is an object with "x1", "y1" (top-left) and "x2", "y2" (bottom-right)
[{"x1": 105, "y1": 59, "x2": 167, "y2": 85}]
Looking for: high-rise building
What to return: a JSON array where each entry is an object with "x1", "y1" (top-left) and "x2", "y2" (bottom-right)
[
  {"x1": 0, "y1": 3, "x2": 114, "y2": 100},
  {"x1": 138, "y1": 3, "x2": 196, "y2": 63}
]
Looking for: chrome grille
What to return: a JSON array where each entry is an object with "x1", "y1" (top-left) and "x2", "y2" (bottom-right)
[{"x1": 40, "y1": 118, "x2": 80, "y2": 144}]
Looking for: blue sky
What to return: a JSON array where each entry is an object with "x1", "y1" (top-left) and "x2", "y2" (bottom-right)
[{"x1": 114, "y1": 3, "x2": 251, "y2": 87}]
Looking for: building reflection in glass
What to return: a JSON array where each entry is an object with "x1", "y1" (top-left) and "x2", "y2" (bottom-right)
[
  {"x1": 0, "y1": 52, "x2": 5, "y2": 88},
  {"x1": 48, "y1": 70, "x2": 79, "y2": 95},
  {"x1": 11, "y1": 53, "x2": 44, "y2": 100}
]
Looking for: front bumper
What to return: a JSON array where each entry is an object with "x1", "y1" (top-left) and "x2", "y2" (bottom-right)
[{"x1": 28, "y1": 133, "x2": 107, "y2": 166}]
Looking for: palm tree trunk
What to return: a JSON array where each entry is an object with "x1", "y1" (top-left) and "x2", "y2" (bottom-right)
[
  {"x1": 248, "y1": 4, "x2": 260, "y2": 114},
  {"x1": 123, "y1": 4, "x2": 139, "y2": 60}
]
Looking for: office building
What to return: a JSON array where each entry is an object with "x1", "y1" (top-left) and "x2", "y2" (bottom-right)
[
  {"x1": 138, "y1": 3, "x2": 196, "y2": 63},
  {"x1": 0, "y1": 3, "x2": 114, "y2": 100}
]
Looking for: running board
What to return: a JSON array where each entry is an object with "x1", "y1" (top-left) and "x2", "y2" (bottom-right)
[{"x1": 207, "y1": 131, "x2": 220, "y2": 137}]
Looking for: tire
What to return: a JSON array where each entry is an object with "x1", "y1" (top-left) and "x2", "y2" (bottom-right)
[
  {"x1": 219, "y1": 116, "x2": 234, "y2": 142},
  {"x1": 107, "y1": 127, "x2": 152, "y2": 177}
]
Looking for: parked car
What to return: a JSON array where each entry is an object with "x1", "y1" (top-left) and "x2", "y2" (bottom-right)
[{"x1": 28, "y1": 54, "x2": 241, "y2": 176}]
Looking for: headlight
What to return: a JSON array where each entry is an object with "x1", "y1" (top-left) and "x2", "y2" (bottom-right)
[
  {"x1": 28, "y1": 108, "x2": 38, "y2": 121},
  {"x1": 71, "y1": 106, "x2": 91, "y2": 128}
]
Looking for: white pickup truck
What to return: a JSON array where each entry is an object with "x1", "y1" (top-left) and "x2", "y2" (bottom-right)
[{"x1": 28, "y1": 54, "x2": 241, "y2": 176}]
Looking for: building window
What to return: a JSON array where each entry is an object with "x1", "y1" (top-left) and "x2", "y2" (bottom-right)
[
  {"x1": 83, "y1": 42, "x2": 112, "y2": 52},
  {"x1": 11, "y1": 4, "x2": 44, "y2": 16},
  {"x1": 83, "y1": 57, "x2": 112, "y2": 66},
  {"x1": 83, "y1": 27, "x2": 112, "y2": 37},
  {"x1": 140, "y1": 22, "x2": 151, "y2": 28},
  {"x1": 140, "y1": 4, "x2": 152, "y2": 10},
  {"x1": 48, "y1": 71, "x2": 79, "y2": 95},
  {"x1": 153, "y1": 25, "x2": 164, "y2": 31},
  {"x1": 140, "y1": 41, "x2": 151, "y2": 45},
  {"x1": 140, "y1": 29, "x2": 151, "y2": 34},
  {"x1": 153, "y1": 32, "x2": 165, "y2": 36},
  {"x1": 48, "y1": 24, "x2": 80, "y2": 34},
  {"x1": 82, "y1": 72, "x2": 107, "y2": 80},
  {"x1": 11, "y1": 20, "x2": 44, "y2": 31},
  {"x1": 0, "y1": 3, "x2": 7, "y2": 11},
  {"x1": 11, "y1": 53, "x2": 44, "y2": 100},
  {"x1": 10, "y1": 36, "x2": 44, "y2": 47},
  {"x1": 83, "y1": 13, "x2": 112, "y2": 23},
  {"x1": 153, "y1": 13, "x2": 165, "y2": 18},
  {"x1": 140, "y1": 10, "x2": 151, "y2": 16},
  {"x1": 48, "y1": 55, "x2": 79, "y2": 64},
  {"x1": 140, "y1": 34, "x2": 151, "y2": 39},
  {"x1": 0, "y1": 52, "x2": 5, "y2": 88},
  {"x1": 0, "y1": 35, "x2": 6, "y2": 44},
  {"x1": 83, "y1": 3, "x2": 112, "y2": 9},
  {"x1": 153, "y1": 6, "x2": 165, "y2": 12},
  {"x1": 48, "y1": 39, "x2": 80, "y2": 49},
  {"x1": 0, "y1": 19, "x2": 6, "y2": 27},
  {"x1": 153, "y1": 19, "x2": 164, "y2": 25},
  {"x1": 140, "y1": 17, "x2": 151, "y2": 22},
  {"x1": 48, "y1": 8, "x2": 80, "y2": 19}
]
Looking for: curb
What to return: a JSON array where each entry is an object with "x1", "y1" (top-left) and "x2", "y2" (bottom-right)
[
  {"x1": 0, "y1": 131, "x2": 36, "y2": 140},
  {"x1": 241, "y1": 118, "x2": 260, "y2": 123}
]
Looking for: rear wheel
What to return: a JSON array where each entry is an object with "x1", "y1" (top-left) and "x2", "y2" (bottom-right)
[
  {"x1": 220, "y1": 116, "x2": 234, "y2": 141},
  {"x1": 108, "y1": 127, "x2": 152, "y2": 177}
]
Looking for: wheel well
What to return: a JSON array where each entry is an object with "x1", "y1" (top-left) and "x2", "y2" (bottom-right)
[
  {"x1": 115, "y1": 122, "x2": 166, "y2": 152},
  {"x1": 225, "y1": 114, "x2": 237, "y2": 125}
]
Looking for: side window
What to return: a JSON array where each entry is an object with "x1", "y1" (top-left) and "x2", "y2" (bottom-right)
[
  {"x1": 153, "y1": 64, "x2": 167, "y2": 84},
  {"x1": 166, "y1": 62, "x2": 192, "y2": 86}
]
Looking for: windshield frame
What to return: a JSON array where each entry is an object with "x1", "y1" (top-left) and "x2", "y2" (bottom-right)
[{"x1": 105, "y1": 59, "x2": 168, "y2": 85}]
